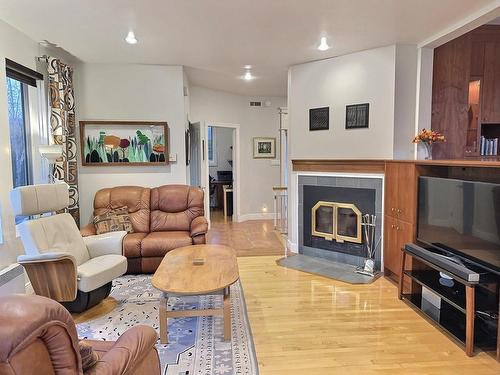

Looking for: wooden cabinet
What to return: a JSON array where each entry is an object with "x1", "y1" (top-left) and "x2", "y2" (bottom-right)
[
  {"x1": 383, "y1": 162, "x2": 417, "y2": 279},
  {"x1": 482, "y1": 42, "x2": 500, "y2": 124},
  {"x1": 384, "y1": 162, "x2": 416, "y2": 223},
  {"x1": 384, "y1": 216, "x2": 414, "y2": 277}
]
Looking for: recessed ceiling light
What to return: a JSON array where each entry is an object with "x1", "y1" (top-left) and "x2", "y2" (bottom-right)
[
  {"x1": 318, "y1": 36, "x2": 330, "y2": 51},
  {"x1": 125, "y1": 31, "x2": 138, "y2": 44},
  {"x1": 244, "y1": 65, "x2": 252, "y2": 69},
  {"x1": 243, "y1": 71, "x2": 254, "y2": 81}
]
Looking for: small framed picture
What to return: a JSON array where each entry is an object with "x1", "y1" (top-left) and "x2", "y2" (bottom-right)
[
  {"x1": 309, "y1": 107, "x2": 329, "y2": 131},
  {"x1": 253, "y1": 137, "x2": 276, "y2": 159},
  {"x1": 346, "y1": 103, "x2": 369, "y2": 129}
]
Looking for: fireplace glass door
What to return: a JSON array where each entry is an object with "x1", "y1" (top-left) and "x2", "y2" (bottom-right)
[
  {"x1": 313, "y1": 203, "x2": 335, "y2": 240},
  {"x1": 311, "y1": 201, "x2": 362, "y2": 243}
]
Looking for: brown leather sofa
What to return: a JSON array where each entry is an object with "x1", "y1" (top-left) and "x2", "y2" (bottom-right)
[
  {"x1": 0, "y1": 294, "x2": 160, "y2": 375},
  {"x1": 81, "y1": 184, "x2": 208, "y2": 273}
]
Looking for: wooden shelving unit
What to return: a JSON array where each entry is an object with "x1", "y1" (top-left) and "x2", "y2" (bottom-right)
[{"x1": 399, "y1": 247, "x2": 499, "y2": 358}]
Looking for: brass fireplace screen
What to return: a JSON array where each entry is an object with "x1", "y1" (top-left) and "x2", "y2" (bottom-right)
[{"x1": 311, "y1": 201, "x2": 362, "y2": 243}]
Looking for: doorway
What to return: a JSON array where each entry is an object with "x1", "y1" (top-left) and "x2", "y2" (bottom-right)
[
  {"x1": 207, "y1": 124, "x2": 236, "y2": 223},
  {"x1": 188, "y1": 121, "x2": 240, "y2": 226}
]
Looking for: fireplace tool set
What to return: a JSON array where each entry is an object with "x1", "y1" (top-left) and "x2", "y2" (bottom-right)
[{"x1": 356, "y1": 214, "x2": 380, "y2": 277}]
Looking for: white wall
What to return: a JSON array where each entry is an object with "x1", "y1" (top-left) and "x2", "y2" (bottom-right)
[
  {"x1": 393, "y1": 45, "x2": 418, "y2": 159},
  {"x1": 0, "y1": 20, "x2": 41, "y2": 269},
  {"x1": 189, "y1": 86, "x2": 286, "y2": 218},
  {"x1": 288, "y1": 45, "x2": 397, "y2": 160},
  {"x1": 415, "y1": 47, "x2": 434, "y2": 159},
  {"x1": 75, "y1": 63, "x2": 188, "y2": 225},
  {"x1": 287, "y1": 45, "x2": 421, "y2": 250}
]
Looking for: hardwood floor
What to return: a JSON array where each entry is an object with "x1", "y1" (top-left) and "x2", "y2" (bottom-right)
[
  {"x1": 207, "y1": 213, "x2": 285, "y2": 257},
  {"x1": 239, "y1": 256, "x2": 500, "y2": 375}
]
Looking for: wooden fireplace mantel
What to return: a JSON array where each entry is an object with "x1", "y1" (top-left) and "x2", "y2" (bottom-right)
[
  {"x1": 292, "y1": 158, "x2": 500, "y2": 173},
  {"x1": 292, "y1": 159, "x2": 387, "y2": 173}
]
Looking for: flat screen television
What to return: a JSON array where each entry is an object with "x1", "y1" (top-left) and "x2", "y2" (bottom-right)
[{"x1": 417, "y1": 176, "x2": 500, "y2": 274}]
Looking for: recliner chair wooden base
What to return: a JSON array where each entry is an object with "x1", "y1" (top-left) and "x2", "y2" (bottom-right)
[{"x1": 62, "y1": 282, "x2": 112, "y2": 313}]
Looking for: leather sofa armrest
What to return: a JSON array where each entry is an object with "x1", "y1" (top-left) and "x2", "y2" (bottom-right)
[
  {"x1": 190, "y1": 216, "x2": 208, "y2": 237},
  {"x1": 85, "y1": 325, "x2": 160, "y2": 375},
  {"x1": 80, "y1": 223, "x2": 97, "y2": 237},
  {"x1": 17, "y1": 253, "x2": 77, "y2": 301},
  {"x1": 83, "y1": 231, "x2": 127, "y2": 258}
]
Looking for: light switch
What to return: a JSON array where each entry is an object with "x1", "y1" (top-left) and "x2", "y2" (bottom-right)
[{"x1": 169, "y1": 153, "x2": 177, "y2": 162}]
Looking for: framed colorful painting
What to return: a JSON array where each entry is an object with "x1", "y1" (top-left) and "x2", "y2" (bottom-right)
[{"x1": 79, "y1": 121, "x2": 169, "y2": 166}]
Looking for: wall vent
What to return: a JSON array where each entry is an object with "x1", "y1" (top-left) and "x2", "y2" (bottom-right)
[{"x1": 250, "y1": 101, "x2": 262, "y2": 107}]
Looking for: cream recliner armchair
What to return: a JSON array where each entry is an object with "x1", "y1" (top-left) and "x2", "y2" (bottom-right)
[{"x1": 10, "y1": 183, "x2": 127, "y2": 312}]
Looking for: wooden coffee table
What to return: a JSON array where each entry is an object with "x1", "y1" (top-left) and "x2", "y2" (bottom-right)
[{"x1": 151, "y1": 244, "x2": 239, "y2": 344}]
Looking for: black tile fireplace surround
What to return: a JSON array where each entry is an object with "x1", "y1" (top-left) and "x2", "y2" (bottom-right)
[
  {"x1": 303, "y1": 185, "x2": 375, "y2": 258},
  {"x1": 298, "y1": 175, "x2": 383, "y2": 268}
]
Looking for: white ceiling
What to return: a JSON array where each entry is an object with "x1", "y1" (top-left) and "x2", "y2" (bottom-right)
[{"x1": 0, "y1": 0, "x2": 496, "y2": 97}]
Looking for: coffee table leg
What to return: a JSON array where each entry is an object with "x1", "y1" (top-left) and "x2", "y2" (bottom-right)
[
  {"x1": 159, "y1": 294, "x2": 168, "y2": 344},
  {"x1": 223, "y1": 287, "x2": 231, "y2": 341}
]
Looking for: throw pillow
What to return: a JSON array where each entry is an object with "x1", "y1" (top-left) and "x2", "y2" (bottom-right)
[
  {"x1": 93, "y1": 206, "x2": 134, "y2": 235},
  {"x1": 79, "y1": 341, "x2": 98, "y2": 371}
]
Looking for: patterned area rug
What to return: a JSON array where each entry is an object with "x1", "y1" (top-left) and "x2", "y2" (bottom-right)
[{"x1": 77, "y1": 275, "x2": 259, "y2": 375}]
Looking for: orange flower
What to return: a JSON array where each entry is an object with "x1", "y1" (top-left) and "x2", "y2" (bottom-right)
[{"x1": 412, "y1": 129, "x2": 445, "y2": 144}]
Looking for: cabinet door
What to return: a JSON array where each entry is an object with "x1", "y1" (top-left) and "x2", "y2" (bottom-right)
[
  {"x1": 482, "y1": 42, "x2": 500, "y2": 123},
  {"x1": 383, "y1": 215, "x2": 400, "y2": 276},
  {"x1": 384, "y1": 162, "x2": 399, "y2": 219},
  {"x1": 396, "y1": 163, "x2": 416, "y2": 224}
]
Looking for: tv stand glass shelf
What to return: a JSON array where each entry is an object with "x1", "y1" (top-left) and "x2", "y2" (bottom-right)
[{"x1": 398, "y1": 245, "x2": 499, "y2": 359}]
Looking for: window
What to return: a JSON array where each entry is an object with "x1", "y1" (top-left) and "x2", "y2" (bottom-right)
[
  {"x1": 5, "y1": 59, "x2": 43, "y2": 188},
  {"x1": 5, "y1": 59, "x2": 44, "y2": 225},
  {"x1": 208, "y1": 126, "x2": 217, "y2": 166},
  {"x1": 6, "y1": 76, "x2": 31, "y2": 188}
]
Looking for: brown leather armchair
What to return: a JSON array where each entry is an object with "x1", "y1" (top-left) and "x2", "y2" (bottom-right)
[
  {"x1": 81, "y1": 184, "x2": 209, "y2": 273},
  {"x1": 0, "y1": 294, "x2": 160, "y2": 375}
]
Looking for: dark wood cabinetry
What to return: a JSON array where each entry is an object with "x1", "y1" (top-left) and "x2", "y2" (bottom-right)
[
  {"x1": 384, "y1": 215, "x2": 414, "y2": 278},
  {"x1": 432, "y1": 25, "x2": 500, "y2": 159},
  {"x1": 482, "y1": 41, "x2": 500, "y2": 124},
  {"x1": 383, "y1": 162, "x2": 417, "y2": 279}
]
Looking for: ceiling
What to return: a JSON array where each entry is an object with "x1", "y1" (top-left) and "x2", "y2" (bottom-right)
[{"x1": 0, "y1": 0, "x2": 496, "y2": 97}]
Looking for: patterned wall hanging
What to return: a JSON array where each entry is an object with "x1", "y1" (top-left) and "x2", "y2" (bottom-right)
[
  {"x1": 345, "y1": 103, "x2": 370, "y2": 129},
  {"x1": 46, "y1": 57, "x2": 80, "y2": 225},
  {"x1": 309, "y1": 107, "x2": 330, "y2": 131}
]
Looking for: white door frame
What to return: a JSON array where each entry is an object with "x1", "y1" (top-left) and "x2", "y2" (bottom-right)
[{"x1": 204, "y1": 122, "x2": 241, "y2": 225}]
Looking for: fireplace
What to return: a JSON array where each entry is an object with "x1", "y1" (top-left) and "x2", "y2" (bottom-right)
[
  {"x1": 298, "y1": 175, "x2": 383, "y2": 268},
  {"x1": 311, "y1": 201, "x2": 362, "y2": 243}
]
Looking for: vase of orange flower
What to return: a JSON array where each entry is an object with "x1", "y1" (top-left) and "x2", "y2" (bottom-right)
[{"x1": 412, "y1": 129, "x2": 445, "y2": 160}]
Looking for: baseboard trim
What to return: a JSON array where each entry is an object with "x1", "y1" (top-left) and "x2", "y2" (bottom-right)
[
  {"x1": 237, "y1": 212, "x2": 275, "y2": 222},
  {"x1": 287, "y1": 239, "x2": 298, "y2": 253}
]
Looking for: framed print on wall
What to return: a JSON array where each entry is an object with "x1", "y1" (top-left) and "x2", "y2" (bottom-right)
[
  {"x1": 309, "y1": 107, "x2": 329, "y2": 131},
  {"x1": 253, "y1": 137, "x2": 276, "y2": 159},
  {"x1": 80, "y1": 120, "x2": 169, "y2": 166},
  {"x1": 345, "y1": 103, "x2": 369, "y2": 129}
]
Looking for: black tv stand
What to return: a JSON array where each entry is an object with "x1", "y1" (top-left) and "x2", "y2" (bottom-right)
[{"x1": 399, "y1": 243, "x2": 499, "y2": 360}]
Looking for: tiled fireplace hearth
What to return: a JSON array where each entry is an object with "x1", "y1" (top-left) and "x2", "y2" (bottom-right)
[{"x1": 298, "y1": 174, "x2": 383, "y2": 270}]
